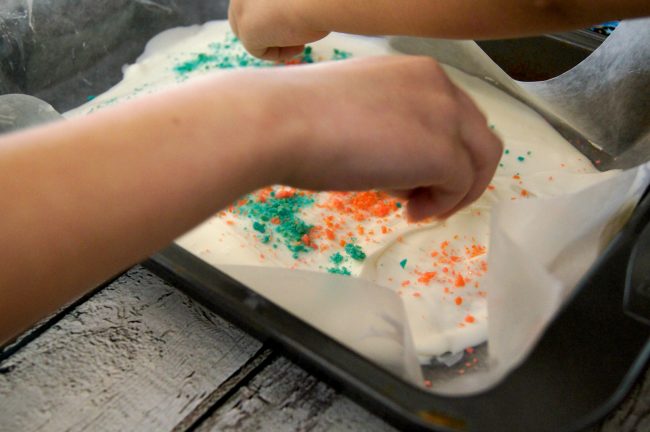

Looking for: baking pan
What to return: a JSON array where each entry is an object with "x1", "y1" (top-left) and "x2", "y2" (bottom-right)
[
  {"x1": 145, "y1": 186, "x2": 650, "y2": 432},
  {"x1": 2, "y1": 2, "x2": 648, "y2": 430},
  {"x1": 476, "y1": 30, "x2": 604, "y2": 82}
]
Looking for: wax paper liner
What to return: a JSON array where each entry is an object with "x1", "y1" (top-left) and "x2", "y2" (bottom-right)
[
  {"x1": 178, "y1": 19, "x2": 650, "y2": 394},
  {"x1": 2, "y1": 2, "x2": 648, "y2": 394}
]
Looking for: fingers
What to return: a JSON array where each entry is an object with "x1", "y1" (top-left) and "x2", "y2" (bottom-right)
[
  {"x1": 228, "y1": 4, "x2": 240, "y2": 37},
  {"x1": 405, "y1": 188, "x2": 438, "y2": 222},
  {"x1": 406, "y1": 137, "x2": 475, "y2": 222},
  {"x1": 252, "y1": 54, "x2": 501, "y2": 222},
  {"x1": 406, "y1": 86, "x2": 501, "y2": 222},
  {"x1": 443, "y1": 90, "x2": 502, "y2": 216},
  {"x1": 229, "y1": 0, "x2": 328, "y2": 60},
  {"x1": 258, "y1": 45, "x2": 306, "y2": 62}
]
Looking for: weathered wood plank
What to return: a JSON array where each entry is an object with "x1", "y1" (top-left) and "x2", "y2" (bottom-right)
[
  {"x1": 0, "y1": 266, "x2": 261, "y2": 432},
  {"x1": 171, "y1": 348, "x2": 275, "y2": 432},
  {"x1": 195, "y1": 353, "x2": 650, "y2": 432},
  {"x1": 195, "y1": 356, "x2": 397, "y2": 432},
  {"x1": 1, "y1": 263, "x2": 648, "y2": 432},
  {"x1": 0, "y1": 272, "x2": 121, "y2": 360}
]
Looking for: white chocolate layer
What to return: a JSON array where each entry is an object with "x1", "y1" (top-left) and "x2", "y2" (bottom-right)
[{"x1": 68, "y1": 21, "x2": 611, "y2": 362}]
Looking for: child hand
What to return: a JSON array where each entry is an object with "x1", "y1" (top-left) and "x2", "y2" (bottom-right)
[
  {"x1": 229, "y1": 0, "x2": 328, "y2": 60},
  {"x1": 263, "y1": 56, "x2": 502, "y2": 221}
]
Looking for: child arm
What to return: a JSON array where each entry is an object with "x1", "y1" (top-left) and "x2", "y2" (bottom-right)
[
  {"x1": 0, "y1": 56, "x2": 501, "y2": 345},
  {"x1": 229, "y1": 0, "x2": 649, "y2": 59}
]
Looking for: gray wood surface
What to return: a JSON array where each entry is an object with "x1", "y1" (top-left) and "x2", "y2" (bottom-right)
[
  {"x1": 197, "y1": 357, "x2": 396, "y2": 432},
  {"x1": 0, "y1": 266, "x2": 648, "y2": 432},
  {"x1": 0, "y1": 266, "x2": 261, "y2": 432}
]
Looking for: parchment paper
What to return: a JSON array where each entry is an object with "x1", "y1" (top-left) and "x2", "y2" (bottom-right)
[
  {"x1": 179, "y1": 20, "x2": 650, "y2": 394},
  {"x1": 1, "y1": 3, "x2": 648, "y2": 394}
]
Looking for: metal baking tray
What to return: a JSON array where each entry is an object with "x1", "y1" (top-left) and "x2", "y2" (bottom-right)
[
  {"x1": 147, "y1": 188, "x2": 650, "y2": 432},
  {"x1": 2, "y1": 2, "x2": 648, "y2": 430}
]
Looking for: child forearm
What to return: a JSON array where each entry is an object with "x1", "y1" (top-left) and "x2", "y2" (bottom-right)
[
  {"x1": 300, "y1": 0, "x2": 647, "y2": 39},
  {"x1": 0, "y1": 57, "x2": 501, "y2": 346},
  {"x1": 0, "y1": 71, "x2": 291, "y2": 344},
  {"x1": 230, "y1": 0, "x2": 649, "y2": 59}
]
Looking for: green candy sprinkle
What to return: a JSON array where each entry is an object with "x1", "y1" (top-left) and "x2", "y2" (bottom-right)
[
  {"x1": 332, "y1": 48, "x2": 352, "y2": 60},
  {"x1": 237, "y1": 190, "x2": 315, "y2": 257},
  {"x1": 345, "y1": 243, "x2": 366, "y2": 261},
  {"x1": 330, "y1": 252, "x2": 345, "y2": 265},
  {"x1": 399, "y1": 258, "x2": 408, "y2": 269},
  {"x1": 328, "y1": 266, "x2": 352, "y2": 276}
]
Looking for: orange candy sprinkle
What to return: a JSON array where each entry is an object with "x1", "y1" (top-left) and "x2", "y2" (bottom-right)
[
  {"x1": 455, "y1": 275, "x2": 466, "y2": 287},
  {"x1": 465, "y1": 314, "x2": 475, "y2": 324},
  {"x1": 455, "y1": 296, "x2": 463, "y2": 306},
  {"x1": 320, "y1": 191, "x2": 400, "y2": 223},
  {"x1": 466, "y1": 244, "x2": 486, "y2": 258},
  {"x1": 417, "y1": 271, "x2": 437, "y2": 285},
  {"x1": 275, "y1": 189, "x2": 295, "y2": 199}
]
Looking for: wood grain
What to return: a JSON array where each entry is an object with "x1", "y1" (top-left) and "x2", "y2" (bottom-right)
[
  {"x1": 196, "y1": 356, "x2": 397, "y2": 432},
  {"x1": 194, "y1": 354, "x2": 650, "y2": 432},
  {"x1": 0, "y1": 273, "x2": 121, "y2": 361},
  {"x1": 0, "y1": 266, "x2": 261, "y2": 432},
  {"x1": 1, "y1": 265, "x2": 648, "y2": 432}
]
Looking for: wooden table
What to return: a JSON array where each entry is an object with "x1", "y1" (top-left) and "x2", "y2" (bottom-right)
[{"x1": 1, "y1": 265, "x2": 648, "y2": 431}]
